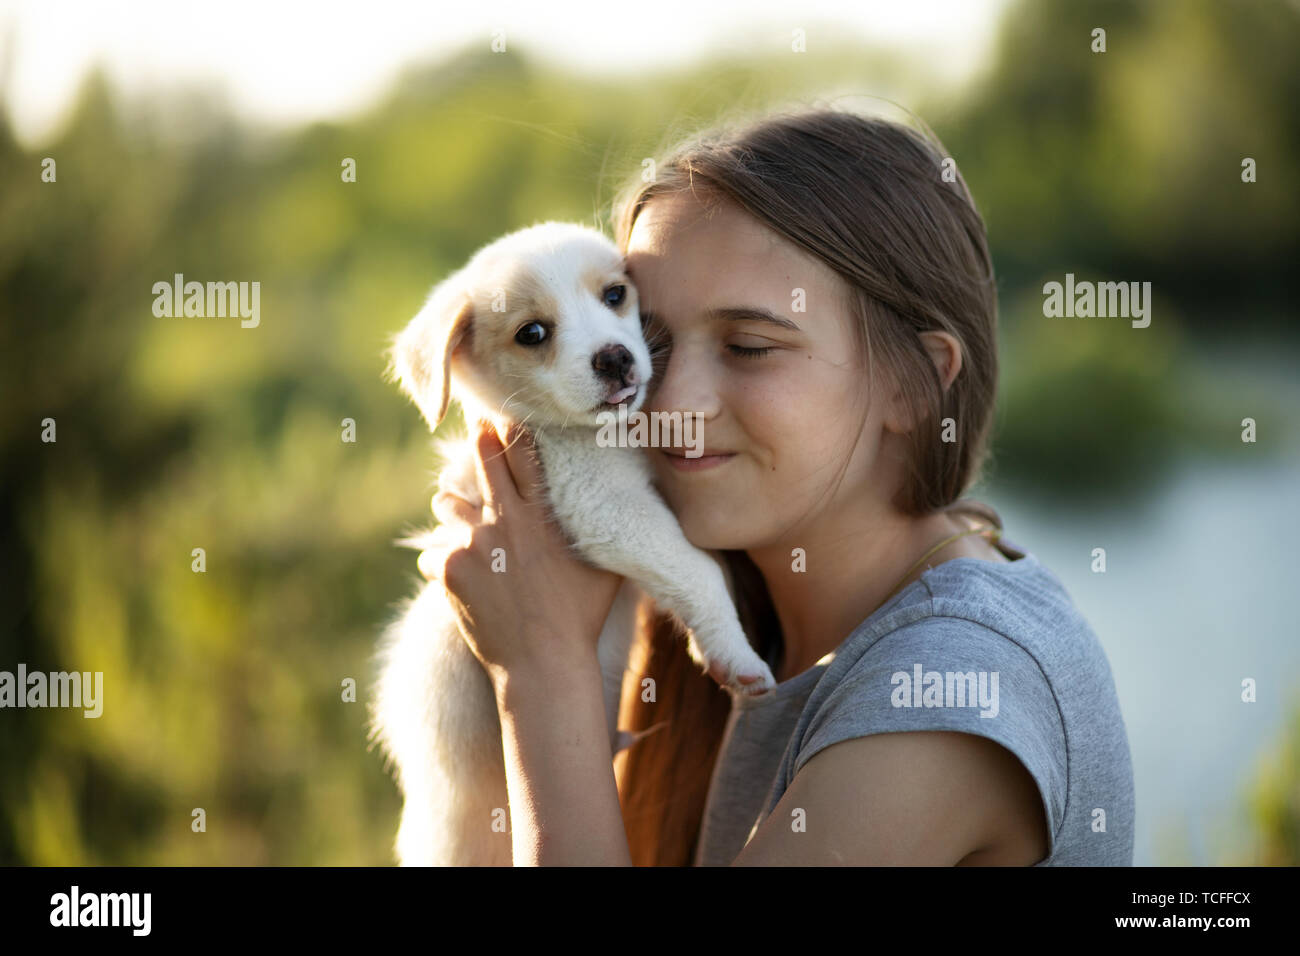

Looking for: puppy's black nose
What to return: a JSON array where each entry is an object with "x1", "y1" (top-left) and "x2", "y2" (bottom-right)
[{"x1": 592, "y1": 344, "x2": 635, "y2": 383}]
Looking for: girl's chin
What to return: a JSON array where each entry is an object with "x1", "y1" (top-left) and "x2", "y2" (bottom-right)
[
  {"x1": 677, "y1": 518, "x2": 746, "y2": 552},
  {"x1": 660, "y1": 491, "x2": 754, "y2": 549}
]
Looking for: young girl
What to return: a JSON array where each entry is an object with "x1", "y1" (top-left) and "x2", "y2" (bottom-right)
[{"x1": 421, "y1": 107, "x2": 1135, "y2": 866}]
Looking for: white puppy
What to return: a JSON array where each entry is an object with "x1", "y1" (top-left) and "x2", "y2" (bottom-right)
[{"x1": 369, "y1": 222, "x2": 777, "y2": 866}]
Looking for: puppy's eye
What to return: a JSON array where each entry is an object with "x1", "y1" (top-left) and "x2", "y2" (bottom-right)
[
  {"x1": 602, "y1": 284, "x2": 626, "y2": 308},
  {"x1": 515, "y1": 321, "x2": 549, "y2": 346}
]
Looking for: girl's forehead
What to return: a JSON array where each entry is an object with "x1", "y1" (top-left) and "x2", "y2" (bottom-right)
[
  {"x1": 630, "y1": 192, "x2": 769, "y2": 246},
  {"x1": 628, "y1": 197, "x2": 843, "y2": 301},
  {"x1": 628, "y1": 202, "x2": 798, "y2": 286}
]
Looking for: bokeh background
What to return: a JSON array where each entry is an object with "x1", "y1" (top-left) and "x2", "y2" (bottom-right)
[{"x1": 1, "y1": 0, "x2": 1297, "y2": 865}]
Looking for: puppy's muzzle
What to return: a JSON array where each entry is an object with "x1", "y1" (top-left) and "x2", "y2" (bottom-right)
[
  {"x1": 593, "y1": 344, "x2": 640, "y2": 405},
  {"x1": 593, "y1": 343, "x2": 634, "y2": 382}
]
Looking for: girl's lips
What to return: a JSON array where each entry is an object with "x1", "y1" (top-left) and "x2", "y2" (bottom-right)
[{"x1": 662, "y1": 450, "x2": 735, "y2": 472}]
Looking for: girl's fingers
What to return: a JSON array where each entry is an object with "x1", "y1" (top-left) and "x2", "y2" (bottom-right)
[
  {"x1": 417, "y1": 548, "x2": 442, "y2": 581},
  {"x1": 416, "y1": 523, "x2": 470, "y2": 581},
  {"x1": 422, "y1": 524, "x2": 462, "y2": 550},
  {"x1": 472, "y1": 421, "x2": 522, "y2": 512},
  {"x1": 500, "y1": 423, "x2": 543, "y2": 503},
  {"x1": 432, "y1": 489, "x2": 479, "y2": 526}
]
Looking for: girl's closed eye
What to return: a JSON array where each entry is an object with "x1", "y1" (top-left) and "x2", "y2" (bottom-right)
[{"x1": 726, "y1": 335, "x2": 781, "y2": 359}]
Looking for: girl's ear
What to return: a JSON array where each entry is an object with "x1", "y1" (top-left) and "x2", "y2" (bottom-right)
[
  {"x1": 882, "y1": 331, "x2": 963, "y2": 434},
  {"x1": 390, "y1": 280, "x2": 475, "y2": 430},
  {"x1": 918, "y1": 330, "x2": 963, "y2": 392}
]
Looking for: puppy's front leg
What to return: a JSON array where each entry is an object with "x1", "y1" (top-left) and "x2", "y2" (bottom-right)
[
  {"x1": 575, "y1": 496, "x2": 777, "y2": 696},
  {"x1": 529, "y1": 432, "x2": 776, "y2": 695}
]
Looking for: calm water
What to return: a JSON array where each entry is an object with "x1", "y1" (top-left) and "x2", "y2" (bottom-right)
[{"x1": 985, "y1": 451, "x2": 1300, "y2": 865}]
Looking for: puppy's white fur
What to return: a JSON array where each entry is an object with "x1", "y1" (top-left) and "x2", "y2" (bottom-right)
[{"x1": 369, "y1": 222, "x2": 776, "y2": 866}]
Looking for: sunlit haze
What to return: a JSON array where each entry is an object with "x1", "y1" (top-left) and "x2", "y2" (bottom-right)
[{"x1": 1, "y1": 0, "x2": 1008, "y2": 146}]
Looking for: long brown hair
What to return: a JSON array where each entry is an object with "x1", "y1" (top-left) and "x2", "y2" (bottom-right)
[{"x1": 609, "y1": 106, "x2": 1002, "y2": 865}]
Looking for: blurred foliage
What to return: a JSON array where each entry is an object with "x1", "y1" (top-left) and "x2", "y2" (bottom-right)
[
  {"x1": 1236, "y1": 697, "x2": 1300, "y2": 865},
  {"x1": 0, "y1": 0, "x2": 1296, "y2": 863}
]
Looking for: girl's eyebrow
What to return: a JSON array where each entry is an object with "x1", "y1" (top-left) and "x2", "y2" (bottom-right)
[
  {"x1": 638, "y1": 305, "x2": 803, "y2": 334},
  {"x1": 705, "y1": 306, "x2": 802, "y2": 332}
]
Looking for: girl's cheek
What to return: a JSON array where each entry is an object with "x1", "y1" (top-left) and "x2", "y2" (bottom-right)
[
  {"x1": 741, "y1": 387, "x2": 813, "y2": 451},
  {"x1": 725, "y1": 367, "x2": 799, "y2": 424}
]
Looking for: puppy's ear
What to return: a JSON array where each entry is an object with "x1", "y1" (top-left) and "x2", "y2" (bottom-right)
[{"x1": 390, "y1": 281, "x2": 475, "y2": 429}]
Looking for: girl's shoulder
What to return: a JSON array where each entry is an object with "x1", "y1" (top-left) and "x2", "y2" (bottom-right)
[
  {"x1": 778, "y1": 545, "x2": 1134, "y2": 865},
  {"x1": 904, "y1": 543, "x2": 1106, "y2": 670}
]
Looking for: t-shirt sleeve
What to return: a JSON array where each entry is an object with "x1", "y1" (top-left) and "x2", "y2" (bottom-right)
[{"x1": 792, "y1": 616, "x2": 1068, "y2": 850}]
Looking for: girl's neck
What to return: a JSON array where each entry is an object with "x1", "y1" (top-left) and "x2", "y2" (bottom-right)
[{"x1": 745, "y1": 505, "x2": 979, "y2": 683}]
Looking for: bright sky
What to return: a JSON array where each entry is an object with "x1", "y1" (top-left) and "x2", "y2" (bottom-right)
[{"x1": 1, "y1": 0, "x2": 1009, "y2": 147}]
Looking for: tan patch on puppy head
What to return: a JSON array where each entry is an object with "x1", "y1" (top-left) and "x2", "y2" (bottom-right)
[
  {"x1": 466, "y1": 262, "x2": 559, "y2": 371},
  {"x1": 583, "y1": 265, "x2": 637, "y2": 317}
]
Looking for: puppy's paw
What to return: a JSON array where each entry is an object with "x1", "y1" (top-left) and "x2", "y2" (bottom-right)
[
  {"x1": 705, "y1": 656, "x2": 777, "y2": 697},
  {"x1": 680, "y1": 619, "x2": 777, "y2": 696}
]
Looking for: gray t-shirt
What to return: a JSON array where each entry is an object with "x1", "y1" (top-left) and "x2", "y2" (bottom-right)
[{"x1": 693, "y1": 539, "x2": 1135, "y2": 866}]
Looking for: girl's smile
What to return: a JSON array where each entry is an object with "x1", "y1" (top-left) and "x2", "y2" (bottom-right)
[{"x1": 660, "y1": 449, "x2": 736, "y2": 472}]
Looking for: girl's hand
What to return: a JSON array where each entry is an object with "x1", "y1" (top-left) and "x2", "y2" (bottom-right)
[{"x1": 417, "y1": 420, "x2": 624, "y2": 692}]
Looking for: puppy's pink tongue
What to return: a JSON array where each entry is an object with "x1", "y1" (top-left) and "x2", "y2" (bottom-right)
[{"x1": 606, "y1": 385, "x2": 638, "y2": 404}]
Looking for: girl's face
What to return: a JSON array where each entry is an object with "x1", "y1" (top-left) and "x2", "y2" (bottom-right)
[{"x1": 624, "y1": 191, "x2": 902, "y2": 552}]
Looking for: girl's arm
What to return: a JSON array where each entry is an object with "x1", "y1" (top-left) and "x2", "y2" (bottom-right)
[
  {"x1": 426, "y1": 421, "x2": 632, "y2": 865},
  {"x1": 731, "y1": 730, "x2": 1049, "y2": 866},
  {"x1": 490, "y1": 654, "x2": 632, "y2": 866}
]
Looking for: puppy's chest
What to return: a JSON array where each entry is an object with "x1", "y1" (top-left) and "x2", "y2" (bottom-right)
[
  {"x1": 532, "y1": 432, "x2": 653, "y2": 526},
  {"x1": 433, "y1": 431, "x2": 653, "y2": 530}
]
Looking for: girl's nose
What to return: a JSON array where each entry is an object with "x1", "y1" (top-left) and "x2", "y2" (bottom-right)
[{"x1": 645, "y1": 344, "x2": 721, "y2": 420}]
